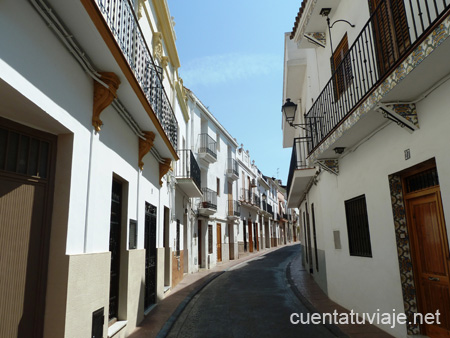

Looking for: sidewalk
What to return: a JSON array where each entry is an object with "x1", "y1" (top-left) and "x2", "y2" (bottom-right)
[
  {"x1": 287, "y1": 249, "x2": 394, "y2": 338},
  {"x1": 129, "y1": 243, "x2": 394, "y2": 338}
]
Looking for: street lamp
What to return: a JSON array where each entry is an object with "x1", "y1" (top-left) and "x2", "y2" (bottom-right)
[
  {"x1": 262, "y1": 193, "x2": 266, "y2": 201},
  {"x1": 282, "y1": 98, "x2": 297, "y2": 125},
  {"x1": 282, "y1": 98, "x2": 310, "y2": 134}
]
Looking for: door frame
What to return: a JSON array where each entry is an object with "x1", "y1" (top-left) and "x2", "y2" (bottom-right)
[{"x1": 389, "y1": 158, "x2": 449, "y2": 335}]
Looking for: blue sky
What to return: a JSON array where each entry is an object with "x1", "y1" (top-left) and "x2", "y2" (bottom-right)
[{"x1": 168, "y1": 1, "x2": 301, "y2": 183}]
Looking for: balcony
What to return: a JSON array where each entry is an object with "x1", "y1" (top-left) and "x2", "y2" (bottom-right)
[
  {"x1": 304, "y1": 0, "x2": 450, "y2": 158},
  {"x1": 197, "y1": 133, "x2": 217, "y2": 163},
  {"x1": 227, "y1": 199, "x2": 241, "y2": 221},
  {"x1": 175, "y1": 149, "x2": 202, "y2": 198},
  {"x1": 240, "y1": 188, "x2": 260, "y2": 208},
  {"x1": 286, "y1": 138, "x2": 316, "y2": 208},
  {"x1": 226, "y1": 158, "x2": 239, "y2": 181},
  {"x1": 91, "y1": 0, "x2": 178, "y2": 149},
  {"x1": 198, "y1": 188, "x2": 217, "y2": 216}
]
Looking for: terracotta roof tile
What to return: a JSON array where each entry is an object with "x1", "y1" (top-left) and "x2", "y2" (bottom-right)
[{"x1": 290, "y1": 0, "x2": 309, "y2": 40}]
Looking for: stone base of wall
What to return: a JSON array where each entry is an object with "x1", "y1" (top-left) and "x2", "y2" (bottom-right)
[
  {"x1": 171, "y1": 250, "x2": 184, "y2": 288},
  {"x1": 229, "y1": 243, "x2": 236, "y2": 260}
]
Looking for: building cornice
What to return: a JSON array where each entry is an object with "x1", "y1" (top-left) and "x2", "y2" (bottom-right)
[{"x1": 152, "y1": 0, "x2": 180, "y2": 69}]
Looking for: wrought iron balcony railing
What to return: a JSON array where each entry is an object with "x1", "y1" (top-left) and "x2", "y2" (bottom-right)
[
  {"x1": 241, "y1": 188, "x2": 253, "y2": 204},
  {"x1": 227, "y1": 158, "x2": 239, "y2": 177},
  {"x1": 199, "y1": 188, "x2": 217, "y2": 210},
  {"x1": 305, "y1": 0, "x2": 450, "y2": 152},
  {"x1": 227, "y1": 199, "x2": 241, "y2": 217},
  {"x1": 287, "y1": 137, "x2": 310, "y2": 197},
  {"x1": 198, "y1": 133, "x2": 217, "y2": 159},
  {"x1": 175, "y1": 149, "x2": 201, "y2": 191},
  {"x1": 94, "y1": 0, "x2": 178, "y2": 147}
]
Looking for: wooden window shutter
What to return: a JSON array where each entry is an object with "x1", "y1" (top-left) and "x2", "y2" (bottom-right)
[
  {"x1": 369, "y1": 0, "x2": 410, "y2": 77},
  {"x1": 331, "y1": 33, "x2": 352, "y2": 99}
]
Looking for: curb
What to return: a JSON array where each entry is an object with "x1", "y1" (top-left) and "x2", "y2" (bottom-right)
[
  {"x1": 156, "y1": 271, "x2": 225, "y2": 338},
  {"x1": 286, "y1": 258, "x2": 349, "y2": 338}
]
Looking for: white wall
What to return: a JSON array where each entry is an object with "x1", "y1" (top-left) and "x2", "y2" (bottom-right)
[{"x1": 306, "y1": 79, "x2": 450, "y2": 337}]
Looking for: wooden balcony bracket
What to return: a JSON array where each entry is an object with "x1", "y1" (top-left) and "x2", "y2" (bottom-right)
[
  {"x1": 92, "y1": 72, "x2": 121, "y2": 132},
  {"x1": 138, "y1": 131, "x2": 155, "y2": 170},
  {"x1": 159, "y1": 158, "x2": 172, "y2": 186}
]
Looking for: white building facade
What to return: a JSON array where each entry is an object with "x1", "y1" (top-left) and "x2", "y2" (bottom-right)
[{"x1": 283, "y1": 1, "x2": 450, "y2": 337}]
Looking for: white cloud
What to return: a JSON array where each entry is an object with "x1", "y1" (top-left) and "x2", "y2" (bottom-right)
[{"x1": 180, "y1": 53, "x2": 281, "y2": 86}]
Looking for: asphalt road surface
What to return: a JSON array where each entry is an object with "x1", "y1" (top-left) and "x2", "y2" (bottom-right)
[{"x1": 167, "y1": 245, "x2": 337, "y2": 338}]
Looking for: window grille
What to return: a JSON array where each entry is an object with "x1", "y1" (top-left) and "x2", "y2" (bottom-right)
[
  {"x1": 344, "y1": 195, "x2": 372, "y2": 257},
  {"x1": 405, "y1": 167, "x2": 439, "y2": 194}
]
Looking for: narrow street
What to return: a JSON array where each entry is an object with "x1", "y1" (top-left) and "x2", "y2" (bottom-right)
[{"x1": 167, "y1": 245, "x2": 336, "y2": 338}]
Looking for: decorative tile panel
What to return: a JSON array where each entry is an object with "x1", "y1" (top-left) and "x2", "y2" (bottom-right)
[
  {"x1": 388, "y1": 174, "x2": 419, "y2": 335},
  {"x1": 315, "y1": 159, "x2": 338, "y2": 176}
]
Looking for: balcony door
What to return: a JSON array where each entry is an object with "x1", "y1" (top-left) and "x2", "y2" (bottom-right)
[{"x1": 369, "y1": 0, "x2": 410, "y2": 77}]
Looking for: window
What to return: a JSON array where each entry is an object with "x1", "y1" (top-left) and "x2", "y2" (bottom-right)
[
  {"x1": 129, "y1": 219, "x2": 137, "y2": 249},
  {"x1": 311, "y1": 204, "x2": 319, "y2": 271},
  {"x1": 332, "y1": 33, "x2": 352, "y2": 99},
  {"x1": 344, "y1": 195, "x2": 372, "y2": 257},
  {"x1": 208, "y1": 224, "x2": 213, "y2": 254},
  {"x1": 217, "y1": 177, "x2": 220, "y2": 196},
  {"x1": 176, "y1": 219, "x2": 180, "y2": 257}
]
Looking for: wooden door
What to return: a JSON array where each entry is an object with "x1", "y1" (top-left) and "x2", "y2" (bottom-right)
[
  {"x1": 248, "y1": 219, "x2": 254, "y2": 252},
  {"x1": 198, "y1": 220, "x2": 202, "y2": 266},
  {"x1": 406, "y1": 188, "x2": 450, "y2": 336},
  {"x1": 0, "y1": 118, "x2": 56, "y2": 338},
  {"x1": 369, "y1": 0, "x2": 410, "y2": 77},
  {"x1": 144, "y1": 203, "x2": 157, "y2": 309},
  {"x1": 217, "y1": 223, "x2": 222, "y2": 262}
]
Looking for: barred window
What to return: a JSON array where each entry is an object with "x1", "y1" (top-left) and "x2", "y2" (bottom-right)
[{"x1": 344, "y1": 195, "x2": 372, "y2": 257}]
